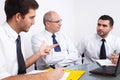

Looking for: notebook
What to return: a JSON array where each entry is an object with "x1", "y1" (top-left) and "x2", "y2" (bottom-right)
[
  {"x1": 89, "y1": 54, "x2": 120, "y2": 77},
  {"x1": 95, "y1": 59, "x2": 116, "y2": 66}
]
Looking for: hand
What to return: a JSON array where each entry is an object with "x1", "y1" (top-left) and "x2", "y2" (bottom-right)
[
  {"x1": 47, "y1": 68, "x2": 64, "y2": 80},
  {"x1": 109, "y1": 53, "x2": 119, "y2": 64},
  {"x1": 37, "y1": 41, "x2": 58, "y2": 57}
]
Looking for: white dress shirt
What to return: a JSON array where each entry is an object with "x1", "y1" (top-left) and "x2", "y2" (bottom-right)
[
  {"x1": 0, "y1": 22, "x2": 25, "y2": 79},
  {"x1": 77, "y1": 33, "x2": 120, "y2": 64},
  {"x1": 31, "y1": 30, "x2": 79, "y2": 69}
]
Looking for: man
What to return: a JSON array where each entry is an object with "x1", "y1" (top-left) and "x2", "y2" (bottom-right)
[
  {"x1": 31, "y1": 11, "x2": 80, "y2": 69},
  {"x1": 77, "y1": 15, "x2": 120, "y2": 64},
  {"x1": 0, "y1": 0, "x2": 64, "y2": 80}
]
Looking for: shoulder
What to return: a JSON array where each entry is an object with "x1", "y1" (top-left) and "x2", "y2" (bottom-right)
[
  {"x1": 32, "y1": 30, "x2": 45, "y2": 39},
  {"x1": 0, "y1": 24, "x2": 6, "y2": 38},
  {"x1": 108, "y1": 34, "x2": 120, "y2": 40},
  {"x1": 84, "y1": 33, "x2": 97, "y2": 41}
]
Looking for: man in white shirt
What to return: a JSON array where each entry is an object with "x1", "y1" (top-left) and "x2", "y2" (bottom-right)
[
  {"x1": 31, "y1": 11, "x2": 80, "y2": 69},
  {"x1": 77, "y1": 15, "x2": 120, "y2": 64},
  {"x1": 0, "y1": 0, "x2": 64, "y2": 80}
]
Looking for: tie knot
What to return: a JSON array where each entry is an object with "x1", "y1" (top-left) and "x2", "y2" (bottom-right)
[
  {"x1": 16, "y1": 35, "x2": 21, "y2": 41},
  {"x1": 52, "y1": 34, "x2": 56, "y2": 38},
  {"x1": 101, "y1": 39, "x2": 105, "y2": 42}
]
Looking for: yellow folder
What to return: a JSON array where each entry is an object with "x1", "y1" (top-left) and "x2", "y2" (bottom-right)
[
  {"x1": 46, "y1": 68, "x2": 85, "y2": 80},
  {"x1": 65, "y1": 69, "x2": 85, "y2": 80}
]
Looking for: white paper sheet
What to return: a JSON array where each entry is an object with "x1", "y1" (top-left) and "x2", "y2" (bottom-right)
[
  {"x1": 96, "y1": 59, "x2": 116, "y2": 66},
  {"x1": 27, "y1": 70, "x2": 70, "y2": 80}
]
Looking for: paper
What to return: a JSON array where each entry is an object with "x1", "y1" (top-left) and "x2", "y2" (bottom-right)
[
  {"x1": 27, "y1": 69, "x2": 85, "y2": 80},
  {"x1": 27, "y1": 70, "x2": 70, "y2": 80},
  {"x1": 27, "y1": 70, "x2": 45, "y2": 74},
  {"x1": 96, "y1": 59, "x2": 116, "y2": 66},
  {"x1": 59, "y1": 72, "x2": 70, "y2": 80}
]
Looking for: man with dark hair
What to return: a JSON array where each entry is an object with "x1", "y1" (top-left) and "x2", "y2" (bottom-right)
[
  {"x1": 77, "y1": 15, "x2": 120, "y2": 64},
  {"x1": 0, "y1": 0, "x2": 64, "y2": 80}
]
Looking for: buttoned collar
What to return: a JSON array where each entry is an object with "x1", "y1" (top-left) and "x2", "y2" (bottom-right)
[
  {"x1": 44, "y1": 30, "x2": 59, "y2": 37},
  {"x1": 96, "y1": 33, "x2": 110, "y2": 43}
]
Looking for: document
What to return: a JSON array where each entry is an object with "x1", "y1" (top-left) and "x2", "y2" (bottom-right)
[
  {"x1": 27, "y1": 70, "x2": 45, "y2": 74},
  {"x1": 27, "y1": 69, "x2": 85, "y2": 80},
  {"x1": 27, "y1": 70, "x2": 70, "y2": 80},
  {"x1": 96, "y1": 59, "x2": 116, "y2": 66},
  {"x1": 59, "y1": 72, "x2": 70, "y2": 80}
]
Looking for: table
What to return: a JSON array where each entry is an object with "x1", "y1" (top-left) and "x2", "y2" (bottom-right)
[{"x1": 66, "y1": 63, "x2": 120, "y2": 80}]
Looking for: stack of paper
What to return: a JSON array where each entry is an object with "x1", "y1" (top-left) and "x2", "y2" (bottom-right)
[{"x1": 96, "y1": 59, "x2": 116, "y2": 66}]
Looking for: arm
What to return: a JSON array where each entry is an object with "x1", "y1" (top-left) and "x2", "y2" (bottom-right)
[
  {"x1": 2, "y1": 68, "x2": 64, "y2": 80},
  {"x1": 31, "y1": 35, "x2": 64, "y2": 65},
  {"x1": 44, "y1": 51, "x2": 66, "y2": 65},
  {"x1": 25, "y1": 42, "x2": 58, "y2": 68},
  {"x1": 0, "y1": 43, "x2": 61, "y2": 80},
  {"x1": 76, "y1": 37, "x2": 87, "y2": 64},
  {"x1": 108, "y1": 37, "x2": 120, "y2": 64},
  {"x1": 55, "y1": 34, "x2": 80, "y2": 66},
  {"x1": 58, "y1": 38, "x2": 79, "y2": 65},
  {"x1": 44, "y1": 34, "x2": 79, "y2": 66}
]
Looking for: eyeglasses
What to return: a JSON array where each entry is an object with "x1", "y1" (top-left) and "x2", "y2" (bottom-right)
[{"x1": 48, "y1": 19, "x2": 62, "y2": 23}]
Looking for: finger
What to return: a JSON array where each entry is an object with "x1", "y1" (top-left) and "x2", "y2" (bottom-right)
[
  {"x1": 111, "y1": 53, "x2": 116, "y2": 56},
  {"x1": 49, "y1": 44, "x2": 59, "y2": 49},
  {"x1": 109, "y1": 53, "x2": 117, "y2": 59},
  {"x1": 112, "y1": 59, "x2": 118, "y2": 64},
  {"x1": 109, "y1": 55, "x2": 114, "y2": 60},
  {"x1": 44, "y1": 48, "x2": 51, "y2": 52}
]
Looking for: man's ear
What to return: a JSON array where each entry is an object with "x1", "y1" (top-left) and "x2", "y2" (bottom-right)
[
  {"x1": 15, "y1": 13, "x2": 22, "y2": 22},
  {"x1": 45, "y1": 21, "x2": 51, "y2": 28},
  {"x1": 46, "y1": 21, "x2": 49, "y2": 26}
]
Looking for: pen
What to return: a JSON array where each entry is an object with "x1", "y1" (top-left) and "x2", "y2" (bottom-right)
[{"x1": 50, "y1": 65, "x2": 56, "y2": 69}]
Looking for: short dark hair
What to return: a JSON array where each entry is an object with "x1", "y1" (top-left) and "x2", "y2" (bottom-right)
[
  {"x1": 4, "y1": 0, "x2": 39, "y2": 20},
  {"x1": 98, "y1": 15, "x2": 114, "y2": 27}
]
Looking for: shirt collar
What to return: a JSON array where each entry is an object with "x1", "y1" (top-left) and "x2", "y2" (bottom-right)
[
  {"x1": 3, "y1": 22, "x2": 18, "y2": 41},
  {"x1": 96, "y1": 33, "x2": 110, "y2": 42},
  {"x1": 96, "y1": 34, "x2": 103, "y2": 41},
  {"x1": 44, "y1": 29, "x2": 59, "y2": 37}
]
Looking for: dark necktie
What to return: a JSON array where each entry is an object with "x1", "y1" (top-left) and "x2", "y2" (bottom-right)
[
  {"x1": 52, "y1": 34, "x2": 61, "y2": 52},
  {"x1": 99, "y1": 39, "x2": 106, "y2": 59},
  {"x1": 16, "y1": 35, "x2": 26, "y2": 74}
]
